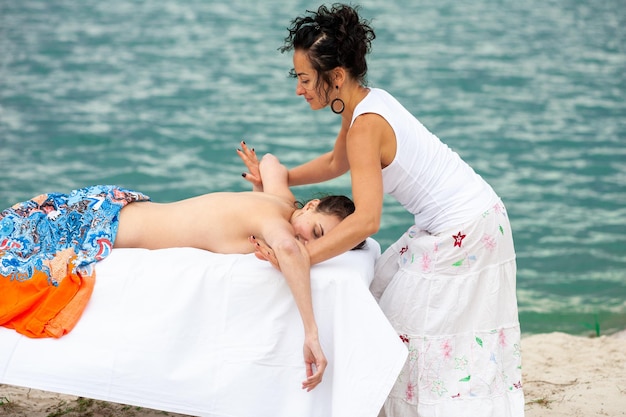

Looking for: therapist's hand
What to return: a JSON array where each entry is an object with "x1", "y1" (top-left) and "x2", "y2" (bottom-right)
[
  {"x1": 236, "y1": 141, "x2": 262, "y2": 189},
  {"x1": 249, "y1": 235, "x2": 280, "y2": 270}
]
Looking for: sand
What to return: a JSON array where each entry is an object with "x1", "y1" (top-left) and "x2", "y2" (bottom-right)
[
  {"x1": 522, "y1": 331, "x2": 626, "y2": 417},
  {"x1": 1, "y1": 331, "x2": 625, "y2": 417}
]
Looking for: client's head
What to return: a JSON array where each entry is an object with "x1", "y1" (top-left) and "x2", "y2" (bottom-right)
[{"x1": 291, "y1": 195, "x2": 366, "y2": 249}]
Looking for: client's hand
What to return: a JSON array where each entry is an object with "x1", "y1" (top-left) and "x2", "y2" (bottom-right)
[
  {"x1": 249, "y1": 235, "x2": 280, "y2": 270},
  {"x1": 302, "y1": 334, "x2": 327, "y2": 392},
  {"x1": 236, "y1": 141, "x2": 262, "y2": 189}
]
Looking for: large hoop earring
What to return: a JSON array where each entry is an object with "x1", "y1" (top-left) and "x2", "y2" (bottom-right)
[
  {"x1": 331, "y1": 85, "x2": 345, "y2": 114},
  {"x1": 331, "y1": 98, "x2": 345, "y2": 114}
]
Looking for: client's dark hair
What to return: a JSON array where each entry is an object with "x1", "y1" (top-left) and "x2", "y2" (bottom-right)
[
  {"x1": 316, "y1": 195, "x2": 354, "y2": 220},
  {"x1": 303, "y1": 194, "x2": 366, "y2": 250}
]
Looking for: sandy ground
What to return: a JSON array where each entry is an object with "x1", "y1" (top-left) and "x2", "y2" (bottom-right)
[
  {"x1": 522, "y1": 330, "x2": 626, "y2": 417},
  {"x1": 1, "y1": 331, "x2": 625, "y2": 417}
]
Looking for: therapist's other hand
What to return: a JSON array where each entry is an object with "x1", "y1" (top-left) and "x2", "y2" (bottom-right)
[
  {"x1": 249, "y1": 235, "x2": 280, "y2": 270},
  {"x1": 236, "y1": 141, "x2": 262, "y2": 189}
]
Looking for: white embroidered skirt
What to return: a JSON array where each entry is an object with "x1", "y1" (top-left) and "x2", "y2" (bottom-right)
[{"x1": 371, "y1": 199, "x2": 524, "y2": 417}]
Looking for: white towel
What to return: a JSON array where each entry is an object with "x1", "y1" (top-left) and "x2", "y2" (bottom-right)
[{"x1": 0, "y1": 239, "x2": 407, "y2": 417}]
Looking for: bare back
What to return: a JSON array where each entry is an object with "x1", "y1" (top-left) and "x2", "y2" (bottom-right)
[{"x1": 115, "y1": 192, "x2": 296, "y2": 254}]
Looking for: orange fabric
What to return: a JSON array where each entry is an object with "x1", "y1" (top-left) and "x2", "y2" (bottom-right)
[{"x1": 0, "y1": 249, "x2": 95, "y2": 338}]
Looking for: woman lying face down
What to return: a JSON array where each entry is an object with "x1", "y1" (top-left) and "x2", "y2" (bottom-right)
[
  {"x1": 115, "y1": 152, "x2": 356, "y2": 392},
  {"x1": 0, "y1": 152, "x2": 355, "y2": 391},
  {"x1": 114, "y1": 181, "x2": 354, "y2": 255}
]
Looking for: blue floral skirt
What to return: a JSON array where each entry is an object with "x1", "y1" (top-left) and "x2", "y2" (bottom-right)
[{"x1": 0, "y1": 185, "x2": 149, "y2": 338}]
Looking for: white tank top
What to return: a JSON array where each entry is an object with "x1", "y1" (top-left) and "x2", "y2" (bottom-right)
[{"x1": 351, "y1": 88, "x2": 498, "y2": 234}]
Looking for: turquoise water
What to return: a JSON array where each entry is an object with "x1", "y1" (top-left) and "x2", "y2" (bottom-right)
[{"x1": 1, "y1": 0, "x2": 624, "y2": 335}]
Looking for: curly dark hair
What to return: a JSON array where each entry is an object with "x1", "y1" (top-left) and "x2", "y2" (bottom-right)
[{"x1": 280, "y1": 3, "x2": 376, "y2": 105}]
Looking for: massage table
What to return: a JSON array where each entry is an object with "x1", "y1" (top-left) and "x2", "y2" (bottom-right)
[{"x1": 0, "y1": 238, "x2": 407, "y2": 417}]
